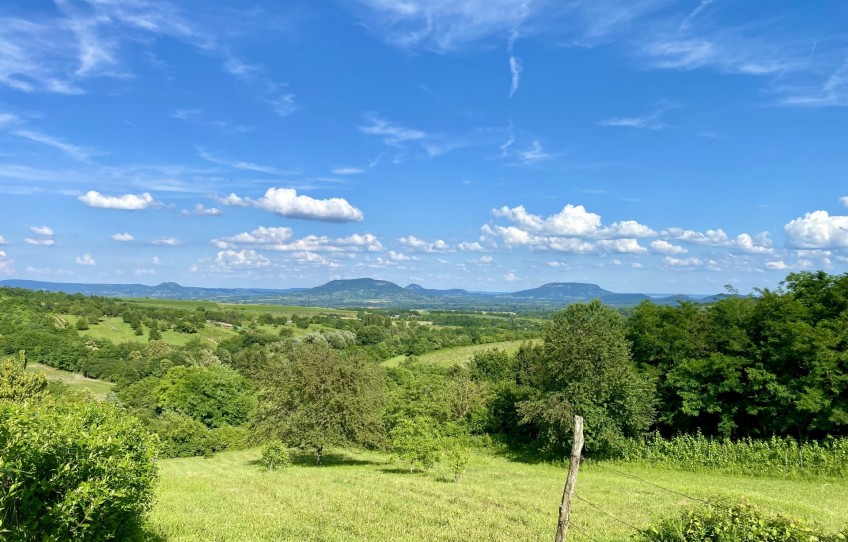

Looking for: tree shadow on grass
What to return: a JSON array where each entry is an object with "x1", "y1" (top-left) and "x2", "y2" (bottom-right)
[
  {"x1": 246, "y1": 450, "x2": 382, "y2": 469},
  {"x1": 126, "y1": 524, "x2": 169, "y2": 542}
]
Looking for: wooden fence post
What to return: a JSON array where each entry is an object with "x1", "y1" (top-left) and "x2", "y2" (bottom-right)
[{"x1": 555, "y1": 415, "x2": 584, "y2": 542}]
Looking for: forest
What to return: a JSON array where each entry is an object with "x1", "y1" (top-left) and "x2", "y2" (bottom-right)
[{"x1": 2, "y1": 271, "x2": 848, "y2": 541}]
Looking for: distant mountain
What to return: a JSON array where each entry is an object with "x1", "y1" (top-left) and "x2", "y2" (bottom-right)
[
  {"x1": 501, "y1": 282, "x2": 650, "y2": 305},
  {"x1": 0, "y1": 278, "x2": 705, "y2": 311},
  {"x1": 0, "y1": 280, "x2": 304, "y2": 302},
  {"x1": 405, "y1": 283, "x2": 470, "y2": 296}
]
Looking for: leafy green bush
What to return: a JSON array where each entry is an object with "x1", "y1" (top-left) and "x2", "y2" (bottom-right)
[
  {"x1": 0, "y1": 351, "x2": 48, "y2": 403},
  {"x1": 259, "y1": 440, "x2": 291, "y2": 471},
  {"x1": 157, "y1": 364, "x2": 257, "y2": 428},
  {"x1": 0, "y1": 401, "x2": 159, "y2": 541},
  {"x1": 444, "y1": 444, "x2": 471, "y2": 482},
  {"x1": 390, "y1": 416, "x2": 442, "y2": 471},
  {"x1": 636, "y1": 499, "x2": 848, "y2": 542}
]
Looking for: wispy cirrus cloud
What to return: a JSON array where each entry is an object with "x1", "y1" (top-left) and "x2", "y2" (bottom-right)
[
  {"x1": 598, "y1": 102, "x2": 675, "y2": 130},
  {"x1": 197, "y1": 148, "x2": 295, "y2": 176}
]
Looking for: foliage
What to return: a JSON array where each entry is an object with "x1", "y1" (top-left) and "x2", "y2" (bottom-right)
[
  {"x1": 0, "y1": 401, "x2": 159, "y2": 541},
  {"x1": 618, "y1": 432, "x2": 848, "y2": 478},
  {"x1": 518, "y1": 301, "x2": 655, "y2": 457},
  {"x1": 157, "y1": 365, "x2": 257, "y2": 428},
  {"x1": 628, "y1": 271, "x2": 848, "y2": 439},
  {"x1": 635, "y1": 499, "x2": 848, "y2": 542},
  {"x1": 254, "y1": 344, "x2": 386, "y2": 463},
  {"x1": 444, "y1": 443, "x2": 471, "y2": 482},
  {"x1": 0, "y1": 351, "x2": 48, "y2": 403},
  {"x1": 390, "y1": 416, "x2": 443, "y2": 471},
  {"x1": 259, "y1": 439, "x2": 291, "y2": 471}
]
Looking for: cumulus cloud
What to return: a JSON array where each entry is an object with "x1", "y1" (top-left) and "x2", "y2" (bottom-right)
[
  {"x1": 24, "y1": 238, "x2": 55, "y2": 246},
  {"x1": 78, "y1": 191, "x2": 155, "y2": 210},
  {"x1": 596, "y1": 239, "x2": 647, "y2": 254},
  {"x1": 661, "y1": 227, "x2": 773, "y2": 253},
  {"x1": 216, "y1": 187, "x2": 364, "y2": 222},
  {"x1": 504, "y1": 272, "x2": 519, "y2": 282},
  {"x1": 476, "y1": 255, "x2": 495, "y2": 265},
  {"x1": 213, "y1": 226, "x2": 381, "y2": 253},
  {"x1": 152, "y1": 237, "x2": 183, "y2": 246},
  {"x1": 111, "y1": 232, "x2": 134, "y2": 242},
  {"x1": 30, "y1": 226, "x2": 54, "y2": 236},
  {"x1": 0, "y1": 251, "x2": 13, "y2": 275},
  {"x1": 841, "y1": 196, "x2": 848, "y2": 208},
  {"x1": 492, "y1": 204, "x2": 655, "y2": 238},
  {"x1": 388, "y1": 251, "x2": 411, "y2": 261},
  {"x1": 0, "y1": 235, "x2": 6, "y2": 245},
  {"x1": 75, "y1": 253, "x2": 95, "y2": 266},
  {"x1": 215, "y1": 249, "x2": 271, "y2": 269},
  {"x1": 182, "y1": 204, "x2": 222, "y2": 217},
  {"x1": 398, "y1": 235, "x2": 451, "y2": 252},
  {"x1": 457, "y1": 241, "x2": 484, "y2": 251},
  {"x1": 650, "y1": 239, "x2": 687, "y2": 254},
  {"x1": 765, "y1": 260, "x2": 789, "y2": 270},
  {"x1": 663, "y1": 256, "x2": 704, "y2": 267},
  {"x1": 784, "y1": 210, "x2": 848, "y2": 249}
]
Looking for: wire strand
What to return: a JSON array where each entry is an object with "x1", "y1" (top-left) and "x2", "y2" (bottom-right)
[
  {"x1": 570, "y1": 522, "x2": 605, "y2": 542},
  {"x1": 574, "y1": 494, "x2": 644, "y2": 534},
  {"x1": 588, "y1": 462, "x2": 711, "y2": 504}
]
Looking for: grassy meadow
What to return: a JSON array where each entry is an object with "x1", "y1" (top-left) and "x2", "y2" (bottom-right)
[
  {"x1": 144, "y1": 448, "x2": 848, "y2": 542},
  {"x1": 381, "y1": 339, "x2": 535, "y2": 368},
  {"x1": 25, "y1": 362, "x2": 115, "y2": 399}
]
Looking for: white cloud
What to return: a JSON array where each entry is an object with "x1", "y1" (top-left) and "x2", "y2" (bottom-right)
[
  {"x1": 354, "y1": 0, "x2": 538, "y2": 52},
  {"x1": 663, "y1": 256, "x2": 704, "y2": 267},
  {"x1": 111, "y1": 232, "x2": 134, "y2": 242},
  {"x1": 504, "y1": 271, "x2": 520, "y2": 282},
  {"x1": 476, "y1": 255, "x2": 495, "y2": 265},
  {"x1": 11, "y1": 129, "x2": 95, "y2": 161},
  {"x1": 182, "y1": 204, "x2": 222, "y2": 217},
  {"x1": 596, "y1": 239, "x2": 647, "y2": 254},
  {"x1": 152, "y1": 237, "x2": 183, "y2": 247},
  {"x1": 784, "y1": 210, "x2": 848, "y2": 249},
  {"x1": 842, "y1": 196, "x2": 848, "y2": 208},
  {"x1": 388, "y1": 250, "x2": 411, "y2": 261},
  {"x1": 509, "y1": 55, "x2": 522, "y2": 98},
  {"x1": 661, "y1": 227, "x2": 772, "y2": 253},
  {"x1": 457, "y1": 241, "x2": 484, "y2": 251},
  {"x1": 78, "y1": 191, "x2": 155, "y2": 210},
  {"x1": 650, "y1": 239, "x2": 687, "y2": 254},
  {"x1": 24, "y1": 238, "x2": 55, "y2": 246},
  {"x1": 212, "y1": 226, "x2": 294, "y2": 249},
  {"x1": 359, "y1": 113, "x2": 427, "y2": 145},
  {"x1": 134, "y1": 268, "x2": 156, "y2": 276},
  {"x1": 493, "y1": 204, "x2": 654, "y2": 239},
  {"x1": 765, "y1": 260, "x2": 789, "y2": 270},
  {"x1": 517, "y1": 140, "x2": 551, "y2": 163},
  {"x1": 0, "y1": 251, "x2": 13, "y2": 275},
  {"x1": 30, "y1": 225, "x2": 54, "y2": 236},
  {"x1": 75, "y1": 253, "x2": 96, "y2": 266},
  {"x1": 266, "y1": 94, "x2": 297, "y2": 117},
  {"x1": 198, "y1": 148, "x2": 294, "y2": 176},
  {"x1": 332, "y1": 167, "x2": 365, "y2": 175},
  {"x1": 215, "y1": 249, "x2": 271, "y2": 269},
  {"x1": 598, "y1": 104, "x2": 671, "y2": 130},
  {"x1": 0, "y1": 235, "x2": 6, "y2": 245},
  {"x1": 213, "y1": 227, "x2": 381, "y2": 253},
  {"x1": 218, "y1": 187, "x2": 364, "y2": 222},
  {"x1": 398, "y1": 235, "x2": 451, "y2": 252}
]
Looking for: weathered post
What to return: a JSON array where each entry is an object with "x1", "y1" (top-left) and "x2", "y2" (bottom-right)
[{"x1": 555, "y1": 415, "x2": 584, "y2": 542}]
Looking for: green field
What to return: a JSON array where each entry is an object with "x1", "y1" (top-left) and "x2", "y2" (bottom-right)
[
  {"x1": 381, "y1": 340, "x2": 536, "y2": 368},
  {"x1": 70, "y1": 316, "x2": 238, "y2": 347},
  {"x1": 123, "y1": 298, "x2": 355, "y2": 317},
  {"x1": 25, "y1": 362, "x2": 114, "y2": 399},
  {"x1": 145, "y1": 448, "x2": 848, "y2": 542}
]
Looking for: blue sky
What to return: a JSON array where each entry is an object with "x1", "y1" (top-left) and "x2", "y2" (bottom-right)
[{"x1": 0, "y1": 0, "x2": 847, "y2": 294}]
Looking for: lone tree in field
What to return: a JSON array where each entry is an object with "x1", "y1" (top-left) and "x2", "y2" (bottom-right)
[
  {"x1": 518, "y1": 300, "x2": 655, "y2": 458},
  {"x1": 254, "y1": 343, "x2": 385, "y2": 465}
]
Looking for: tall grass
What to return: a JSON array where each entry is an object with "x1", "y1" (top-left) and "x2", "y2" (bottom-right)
[{"x1": 618, "y1": 432, "x2": 848, "y2": 478}]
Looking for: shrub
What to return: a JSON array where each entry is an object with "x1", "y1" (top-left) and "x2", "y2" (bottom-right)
[
  {"x1": 635, "y1": 499, "x2": 848, "y2": 542},
  {"x1": 0, "y1": 351, "x2": 48, "y2": 403},
  {"x1": 390, "y1": 417, "x2": 442, "y2": 471},
  {"x1": 259, "y1": 440, "x2": 291, "y2": 471},
  {"x1": 444, "y1": 444, "x2": 471, "y2": 482},
  {"x1": 0, "y1": 401, "x2": 159, "y2": 541}
]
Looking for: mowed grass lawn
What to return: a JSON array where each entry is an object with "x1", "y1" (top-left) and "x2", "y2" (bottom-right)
[
  {"x1": 146, "y1": 449, "x2": 848, "y2": 542},
  {"x1": 381, "y1": 340, "x2": 537, "y2": 368},
  {"x1": 25, "y1": 362, "x2": 114, "y2": 399}
]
